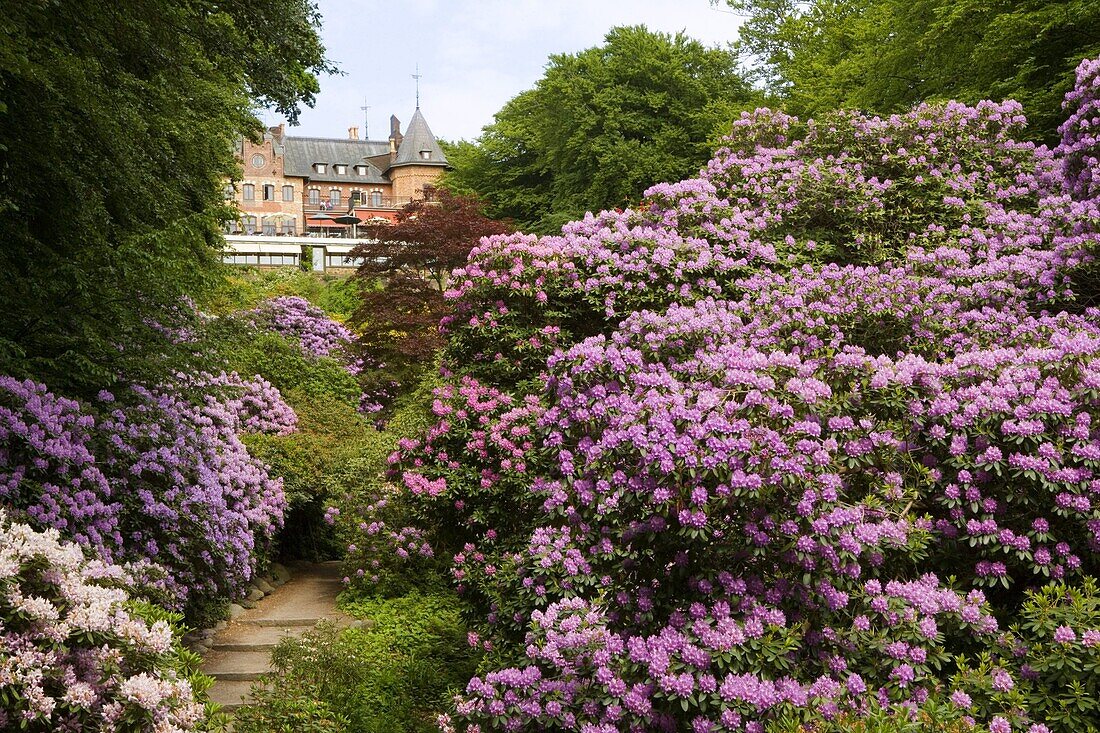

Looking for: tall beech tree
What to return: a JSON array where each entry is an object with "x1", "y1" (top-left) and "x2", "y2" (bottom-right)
[
  {"x1": 442, "y1": 25, "x2": 758, "y2": 233},
  {"x1": 350, "y1": 186, "x2": 512, "y2": 396},
  {"x1": 723, "y1": 0, "x2": 1100, "y2": 142},
  {"x1": 0, "y1": 1, "x2": 333, "y2": 394}
]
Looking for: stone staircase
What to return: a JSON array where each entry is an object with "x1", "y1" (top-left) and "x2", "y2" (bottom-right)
[{"x1": 201, "y1": 561, "x2": 348, "y2": 711}]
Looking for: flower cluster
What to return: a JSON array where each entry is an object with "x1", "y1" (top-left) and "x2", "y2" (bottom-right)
[
  {"x1": 0, "y1": 374, "x2": 289, "y2": 612},
  {"x1": 246, "y1": 296, "x2": 359, "y2": 368},
  {"x1": 0, "y1": 512, "x2": 207, "y2": 731},
  {"x1": 369, "y1": 57, "x2": 1100, "y2": 732},
  {"x1": 1057, "y1": 57, "x2": 1100, "y2": 200}
]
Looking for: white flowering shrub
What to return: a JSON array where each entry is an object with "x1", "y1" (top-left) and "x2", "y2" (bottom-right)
[{"x1": 0, "y1": 511, "x2": 212, "y2": 731}]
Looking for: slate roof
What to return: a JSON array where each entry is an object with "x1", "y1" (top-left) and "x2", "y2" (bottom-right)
[
  {"x1": 391, "y1": 108, "x2": 448, "y2": 168},
  {"x1": 282, "y1": 137, "x2": 390, "y2": 183}
]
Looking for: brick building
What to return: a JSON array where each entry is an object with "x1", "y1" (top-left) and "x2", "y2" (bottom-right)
[{"x1": 228, "y1": 107, "x2": 448, "y2": 235}]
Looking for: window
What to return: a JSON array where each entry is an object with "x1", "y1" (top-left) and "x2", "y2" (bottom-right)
[
  {"x1": 282, "y1": 185, "x2": 294, "y2": 202},
  {"x1": 351, "y1": 191, "x2": 363, "y2": 206},
  {"x1": 314, "y1": 163, "x2": 327, "y2": 174},
  {"x1": 242, "y1": 183, "x2": 255, "y2": 201},
  {"x1": 261, "y1": 218, "x2": 276, "y2": 236},
  {"x1": 282, "y1": 218, "x2": 296, "y2": 235},
  {"x1": 327, "y1": 254, "x2": 365, "y2": 268},
  {"x1": 251, "y1": 153, "x2": 266, "y2": 168},
  {"x1": 262, "y1": 184, "x2": 275, "y2": 201},
  {"x1": 419, "y1": 150, "x2": 432, "y2": 160},
  {"x1": 329, "y1": 189, "x2": 341, "y2": 207},
  {"x1": 223, "y1": 184, "x2": 235, "y2": 200},
  {"x1": 355, "y1": 165, "x2": 367, "y2": 176},
  {"x1": 308, "y1": 188, "x2": 321, "y2": 206},
  {"x1": 370, "y1": 191, "x2": 382, "y2": 206},
  {"x1": 243, "y1": 216, "x2": 257, "y2": 234},
  {"x1": 335, "y1": 164, "x2": 347, "y2": 175}
]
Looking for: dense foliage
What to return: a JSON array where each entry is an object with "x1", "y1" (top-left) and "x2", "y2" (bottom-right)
[
  {"x1": 351, "y1": 187, "x2": 513, "y2": 407},
  {"x1": 0, "y1": 0, "x2": 332, "y2": 394},
  {"x1": 199, "y1": 280, "x2": 384, "y2": 559},
  {"x1": 722, "y1": 0, "x2": 1100, "y2": 144},
  {"x1": 0, "y1": 373, "x2": 291, "y2": 617},
  {"x1": 237, "y1": 593, "x2": 479, "y2": 733},
  {"x1": 442, "y1": 26, "x2": 758, "y2": 233},
  {"x1": 0, "y1": 512, "x2": 215, "y2": 731},
  {"x1": 346, "y1": 57, "x2": 1100, "y2": 732}
]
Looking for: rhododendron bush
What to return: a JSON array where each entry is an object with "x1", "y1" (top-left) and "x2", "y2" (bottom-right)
[
  {"x1": 352, "y1": 57, "x2": 1100, "y2": 732},
  {"x1": 0, "y1": 372, "x2": 290, "y2": 615},
  {"x1": 0, "y1": 512, "x2": 211, "y2": 731}
]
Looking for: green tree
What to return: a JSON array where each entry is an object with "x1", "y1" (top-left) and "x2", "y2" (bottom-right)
[
  {"x1": 724, "y1": 0, "x2": 1100, "y2": 142},
  {"x1": 0, "y1": 1, "x2": 334, "y2": 394},
  {"x1": 442, "y1": 25, "x2": 758, "y2": 233}
]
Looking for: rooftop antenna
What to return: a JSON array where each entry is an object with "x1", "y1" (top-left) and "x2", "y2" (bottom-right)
[
  {"x1": 412, "y1": 64, "x2": 422, "y2": 109},
  {"x1": 359, "y1": 97, "x2": 371, "y2": 139}
]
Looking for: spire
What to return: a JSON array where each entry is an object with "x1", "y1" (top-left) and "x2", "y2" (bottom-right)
[
  {"x1": 390, "y1": 108, "x2": 447, "y2": 168},
  {"x1": 411, "y1": 64, "x2": 422, "y2": 109}
]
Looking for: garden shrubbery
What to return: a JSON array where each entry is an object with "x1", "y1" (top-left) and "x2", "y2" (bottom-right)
[
  {"x1": 0, "y1": 511, "x2": 217, "y2": 732},
  {"x1": 235, "y1": 592, "x2": 478, "y2": 733},
  {"x1": 0, "y1": 373, "x2": 289, "y2": 617},
  {"x1": 346, "y1": 56, "x2": 1100, "y2": 732}
]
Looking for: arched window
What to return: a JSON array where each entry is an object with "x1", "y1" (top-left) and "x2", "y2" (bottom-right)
[
  {"x1": 262, "y1": 184, "x2": 275, "y2": 201},
  {"x1": 242, "y1": 183, "x2": 255, "y2": 201},
  {"x1": 243, "y1": 216, "x2": 257, "y2": 234},
  {"x1": 261, "y1": 217, "x2": 276, "y2": 236},
  {"x1": 370, "y1": 191, "x2": 382, "y2": 206},
  {"x1": 282, "y1": 185, "x2": 294, "y2": 202},
  {"x1": 282, "y1": 218, "x2": 296, "y2": 235},
  {"x1": 308, "y1": 188, "x2": 320, "y2": 206},
  {"x1": 329, "y1": 189, "x2": 341, "y2": 208}
]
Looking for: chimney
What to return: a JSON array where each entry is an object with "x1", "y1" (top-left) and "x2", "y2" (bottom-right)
[
  {"x1": 348, "y1": 126, "x2": 359, "y2": 140},
  {"x1": 388, "y1": 115, "x2": 403, "y2": 162}
]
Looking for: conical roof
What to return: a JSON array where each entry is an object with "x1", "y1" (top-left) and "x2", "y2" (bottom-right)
[{"x1": 391, "y1": 108, "x2": 448, "y2": 168}]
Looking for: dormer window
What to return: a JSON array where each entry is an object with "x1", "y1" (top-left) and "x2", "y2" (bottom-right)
[
  {"x1": 419, "y1": 150, "x2": 432, "y2": 160},
  {"x1": 313, "y1": 163, "x2": 327, "y2": 174},
  {"x1": 335, "y1": 164, "x2": 347, "y2": 175},
  {"x1": 355, "y1": 165, "x2": 367, "y2": 175}
]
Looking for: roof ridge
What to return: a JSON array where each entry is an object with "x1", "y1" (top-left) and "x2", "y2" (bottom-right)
[{"x1": 285, "y1": 135, "x2": 390, "y2": 145}]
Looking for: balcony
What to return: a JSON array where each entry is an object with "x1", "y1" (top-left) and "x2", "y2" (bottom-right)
[{"x1": 305, "y1": 195, "x2": 414, "y2": 213}]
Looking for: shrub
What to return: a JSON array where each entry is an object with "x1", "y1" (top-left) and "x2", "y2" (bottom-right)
[
  {"x1": 246, "y1": 395, "x2": 383, "y2": 560},
  {"x1": 204, "y1": 268, "x2": 362, "y2": 321},
  {"x1": 364, "y1": 57, "x2": 1100, "y2": 732},
  {"x1": 240, "y1": 593, "x2": 477, "y2": 733},
  {"x1": 0, "y1": 511, "x2": 216, "y2": 731},
  {"x1": 0, "y1": 374, "x2": 288, "y2": 616},
  {"x1": 205, "y1": 316, "x2": 362, "y2": 409},
  {"x1": 233, "y1": 685, "x2": 348, "y2": 733}
]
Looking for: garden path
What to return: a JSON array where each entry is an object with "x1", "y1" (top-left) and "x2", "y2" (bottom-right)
[{"x1": 201, "y1": 560, "x2": 349, "y2": 711}]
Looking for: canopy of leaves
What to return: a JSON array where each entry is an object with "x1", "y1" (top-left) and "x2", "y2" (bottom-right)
[
  {"x1": 350, "y1": 186, "x2": 512, "y2": 393},
  {"x1": 442, "y1": 25, "x2": 759, "y2": 233},
  {"x1": 725, "y1": 0, "x2": 1100, "y2": 142},
  {"x1": 0, "y1": 0, "x2": 333, "y2": 395}
]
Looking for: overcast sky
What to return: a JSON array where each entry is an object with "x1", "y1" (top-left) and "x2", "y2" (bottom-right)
[{"x1": 271, "y1": 0, "x2": 745, "y2": 143}]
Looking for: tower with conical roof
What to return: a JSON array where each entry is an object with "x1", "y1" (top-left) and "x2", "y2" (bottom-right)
[{"x1": 387, "y1": 107, "x2": 448, "y2": 202}]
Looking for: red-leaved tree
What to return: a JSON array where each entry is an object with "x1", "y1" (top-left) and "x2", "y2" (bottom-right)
[{"x1": 350, "y1": 186, "x2": 512, "y2": 407}]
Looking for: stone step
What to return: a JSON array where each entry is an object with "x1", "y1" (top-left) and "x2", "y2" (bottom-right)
[
  {"x1": 212, "y1": 624, "x2": 311, "y2": 652},
  {"x1": 251, "y1": 617, "x2": 328, "y2": 627},
  {"x1": 207, "y1": 680, "x2": 255, "y2": 711},
  {"x1": 202, "y1": 650, "x2": 272, "y2": 681}
]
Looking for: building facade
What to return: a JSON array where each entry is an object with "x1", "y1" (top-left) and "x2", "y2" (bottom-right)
[{"x1": 228, "y1": 107, "x2": 448, "y2": 236}]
